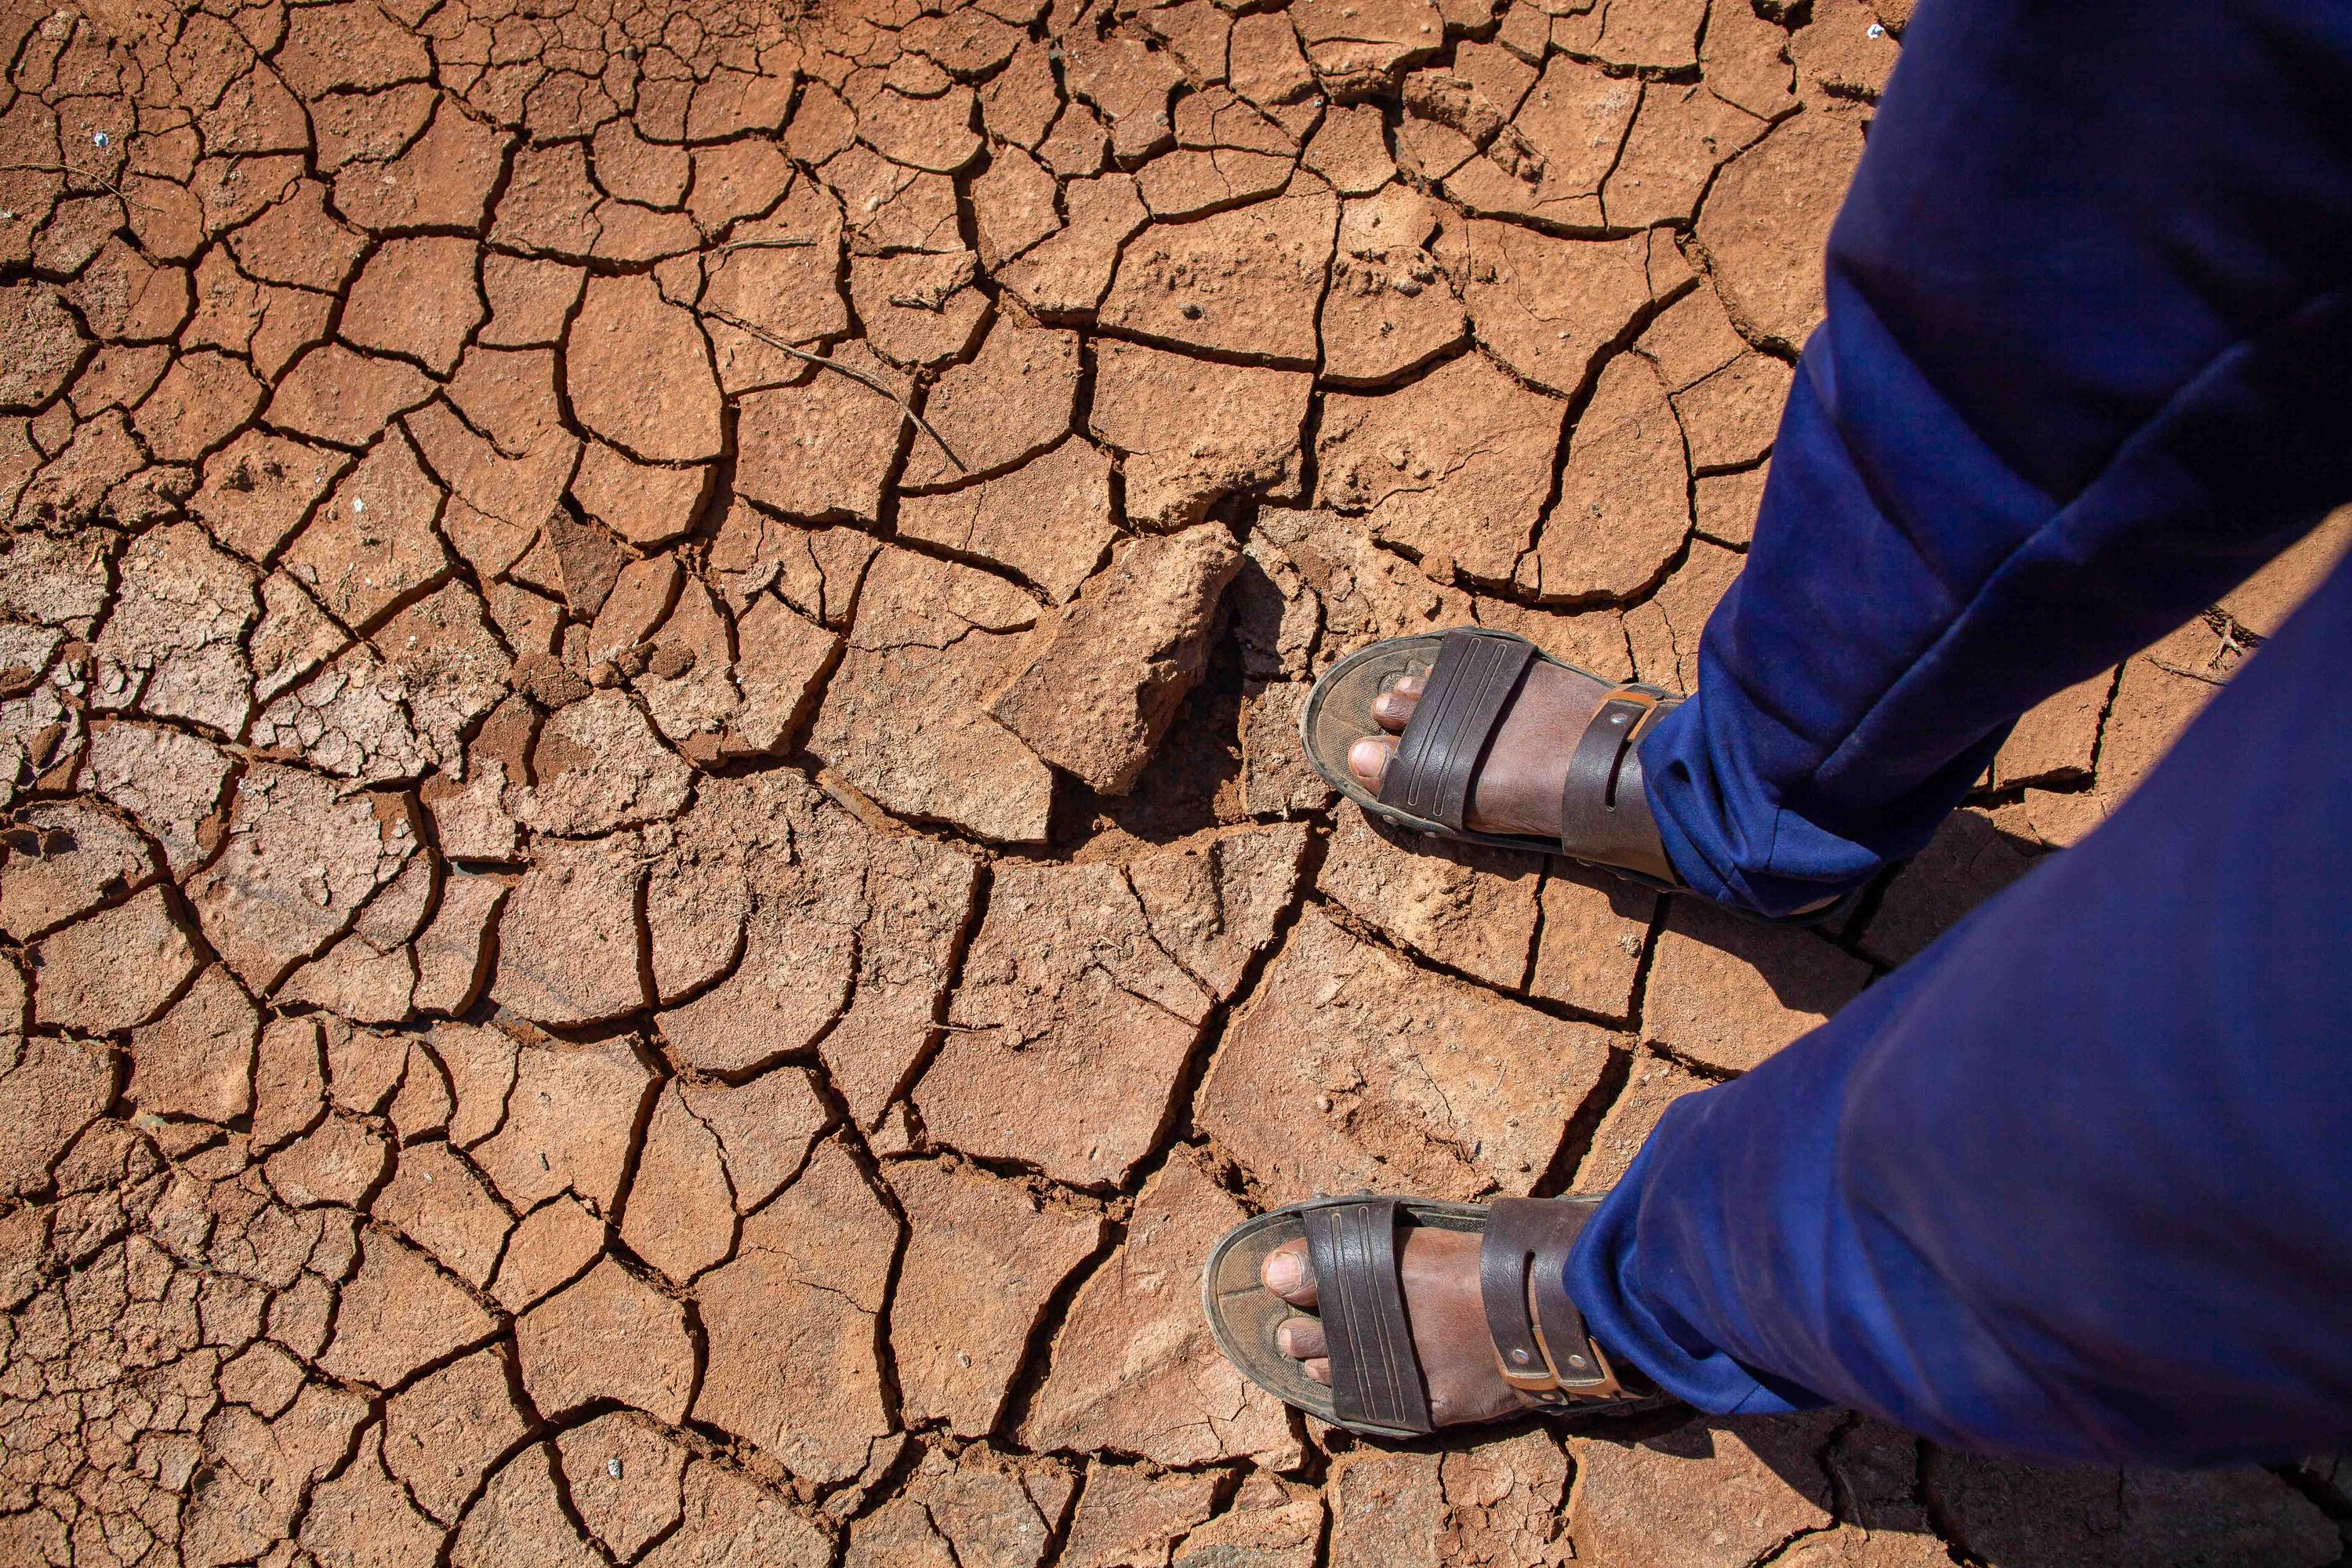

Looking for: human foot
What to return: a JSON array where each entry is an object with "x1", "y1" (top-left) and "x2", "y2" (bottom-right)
[
  {"x1": 1346, "y1": 662, "x2": 1613, "y2": 840},
  {"x1": 1260, "y1": 1230, "x2": 1541, "y2": 1427}
]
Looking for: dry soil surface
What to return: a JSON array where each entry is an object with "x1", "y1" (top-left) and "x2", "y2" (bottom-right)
[{"x1": 4, "y1": 0, "x2": 2350, "y2": 1560}]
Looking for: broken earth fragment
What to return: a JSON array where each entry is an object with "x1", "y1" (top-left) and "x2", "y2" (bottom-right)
[{"x1": 991, "y1": 524, "x2": 1243, "y2": 796}]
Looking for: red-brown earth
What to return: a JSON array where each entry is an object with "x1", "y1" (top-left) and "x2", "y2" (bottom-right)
[{"x1": 3, "y1": 0, "x2": 2350, "y2": 1559}]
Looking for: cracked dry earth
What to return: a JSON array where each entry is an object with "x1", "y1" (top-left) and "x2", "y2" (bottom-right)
[{"x1": 5, "y1": 0, "x2": 2352, "y2": 1561}]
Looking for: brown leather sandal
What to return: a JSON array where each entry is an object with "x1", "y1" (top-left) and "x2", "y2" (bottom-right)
[
  {"x1": 1299, "y1": 626, "x2": 1683, "y2": 891},
  {"x1": 1201, "y1": 1193, "x2": 1664, "y2": 1439}
]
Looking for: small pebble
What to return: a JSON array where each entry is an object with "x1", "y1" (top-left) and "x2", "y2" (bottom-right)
[
  {"x1": 1866, "y1": 20, "x2": 1886, "y2": 36},
  {"x1": 608, "y1": 1457, "x2": 624, "y2": 1479}
]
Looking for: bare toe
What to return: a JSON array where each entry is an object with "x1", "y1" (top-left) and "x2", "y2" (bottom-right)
[
  {"x1": 1261, "y1": 1239, "x2": 1320, "y2": 1308},
  {"x1": 1301, "y1": 1357, "x2": 1331, "y2": 1387},
  {"x1": 1348, "y1": 735, "x2": 1397, "y2": 793},
  {"x1": 1276, "y1": 1316, "x2": 1327, "y2": 1360},
  {"x1": 1371, "y1": 674, "x2": 1425, "y2": 731}
]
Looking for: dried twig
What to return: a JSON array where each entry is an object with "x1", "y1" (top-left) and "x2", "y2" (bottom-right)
[
  {"x1": 2145, "y1": 657, "x2": 2230, "y2": 688},
  {"x1": 702, "y1": 306, "x2": 967, "y2": 474},
  {"x1": 0, "y1": 159, "x2": 158, "y2": 213},
  {"x1": 709, "y1": 235, "x2": 818, "y2": 254}
]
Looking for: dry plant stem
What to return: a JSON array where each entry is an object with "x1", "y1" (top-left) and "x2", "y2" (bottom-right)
[{"x1": 702, "y1": 306, "x2": 968, "y2": 474}]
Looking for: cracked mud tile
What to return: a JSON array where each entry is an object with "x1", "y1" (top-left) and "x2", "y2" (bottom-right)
[
  {"x1": 916, "y1": 824, "x2": 1305, "y2": 1188},
  {"x1": 566, "y1": 271, "x2": 724, "y2": 464},
  {"x1": 1790, "y1": 0, "x2": 1903, "y2": 110},
  {"x1": 896, "y1": 437, "x2": 1120, "y2": 603},
  {"x1": 298, "y1": 1422, "x2": 447, "y2": 1566},
  {"x1": 189, "y1": 429, "x2": 350, "y2": 562},
  {"x1": 732, "y1": 342, "x2": 912, "y2": 524},
  {"x1": 1518, "y1": 352, "x2": 1691, "y2": 603},
  {"x1": 381, "y1": 1345, "x2": 529, "y2": 1526},
  {"x1": 452, "y1": 1442, "x2": 607, "y2": 1567},
  {"x1": 0, "y1": 798, "x2": 160, "y2": 942},
  {"x1": 1197, "y1": 906, "x2": 1615, "y2": 1201},
  {"x1": 805, "y1": 546, "x2": 1052, "y2": 844},
  {"x1": 996, "y1": 172, "x2": 1149, "y2": 321},
  {"x1": 1991, "y1": 666, "x2": 2114, "y2": 789},
  {"x1": 902, "y1": 314, "x2": 1084, "y2": 488},
  {"x1": 375, "y1": 1142, "x2": 511, "y2": 1290},
  {"x1": 1089, "y1": 339, "x2": 1313, "y2": 529},
  {"x1": 1240, "y1": 680, "x2": 1337, "y2": 814},
  {"x1": 126, "y1": 964, "x2": 259, "y2": 1126},
  {"x1": 0, "y1": 1033, "x2": 112, "y2": 1200},
  {"x1": 557, "y1": 1413, "x2": 691, "y2": 1562},
  {"x1": 990, "y1": 524, "x2": 1243, "y2": 796},
  {"x1": 1573, "y1": 1047, "x2": 1710, "y2": 1189},
  {"x1": 619, "y1": 1080, "x2": 737, "y2": 1283},
  {"x1": 1566, "y1": 1414, "x2": 1842, "y2": 1568},
  {"x1": 518, "y1": 1258, "x2": 695, "y2": 1424},
  {"x1": 1644, "y1": 897, "x2": 1868, "y2": 1073},
  {"x1": 1695, "y1": 110, "x2": 1868, "y2": 350},
  {"x1": 1292, "y1": 0, "x2": 1445, "y2": 93},
  {"x1": 490, "y1": 833, "x2": 650, "y2": 1026},
  {"x1": 1624, "y1": 537, "x2": 1744, "y2": 694},
  {"x1": 1859, "y1": 808, "x2": 2038, "y2": 968},
  {"x1": 1770, "y1": 1420, "x2": 1956, "y2": 1567},
  {"x1": 692, "y1": 1138, "x2": 898, "y2": 1486},
  {"x1": 88, "y1": 520, "x2": 258, "y2": 735},
  {"x1": 887, "y1": 1160, "x2": 1106, "y2": 1438},
  {"x1": 1023, "y1": 1149, "x2": 1301, "y2": 1469},
  {"x1": 1320, "y1": 184, "x2": 1469, "y2": 388},
  {"x1": 1440, "y1": 56, "x2": 1638, "y2": 228},
  {"x1": 1172, "y1": 1474, "x2": 1323, "y2": 1568},
  {"x1": 511, "y1": 688, "x2": 693, "y2": 836},
  {"x1": 1058, "y1": 1465, "x2": 1222, "y2": 1568},
  {"x1": 644, "y1": 770, "x2": 844, "y2": 1066},
  {"x1": 637, "y1": 1459, "x2": 831, "y2": 1567},
  {"x1": 1328, "y1": 1432, "x2": 1575, "y2": 1567},
  {"x1": 1248, "y1": 506, "x2": 1473, "y2": 670},
  {"x1": 1315, "y1": 351, "x2": 1564, "y2": 586},
  {"x1": 318, "y1": 1225, "x2": 497, "y2": 1389},
  {"x1": 847, "y1": 1445, "x2": 1075, "y2": 1568},
  {"x1": 471, "y1": 1032, "x2": 654, "y2": 1214},
  {"x1": 1451, "y1": 223, "x2": 1653, "y2": 401},
  {"x1": 183, "y1": 763, "x2": 419, "y2": 994},
  {"x1": 1317, "y1": 797, "x2": 1547, "y2": 992},
  {"x1": 1100, "y1": 176, "x2": 1338, "y2": 368}
]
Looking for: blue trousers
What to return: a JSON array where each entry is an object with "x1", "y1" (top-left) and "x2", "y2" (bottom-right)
[{"x1": 1576, "y1": 0, "x2": 2352, "y2": 1465}]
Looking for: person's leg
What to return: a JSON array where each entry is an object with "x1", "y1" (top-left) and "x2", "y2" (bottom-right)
[
  {"x1": 1639, "y1": 0, "x2": 2352, "y2": 916},
  {"x1": 1571, "y1": 545, "x2": 2352, "y2": 1466}
]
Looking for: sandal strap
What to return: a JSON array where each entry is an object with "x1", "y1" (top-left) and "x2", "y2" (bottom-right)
[
  {"x1": 1301, "y1": 1199, "x2": 1434, "y2": 1434},
  {"x1": 1557, "y1": 689, "x2": 1681, "y2": 886},
  {"x1": 1478, "y1": 1196, "x2": 1629, "y2": 1403},
  {"x1": 1377, "y1": 628, "x2": 1538, "y2": 833}
]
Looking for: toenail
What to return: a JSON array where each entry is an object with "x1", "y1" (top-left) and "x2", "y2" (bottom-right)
[{"x1": 1265, "y1": 1253, "x2": 1302, "y2": 1291}]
